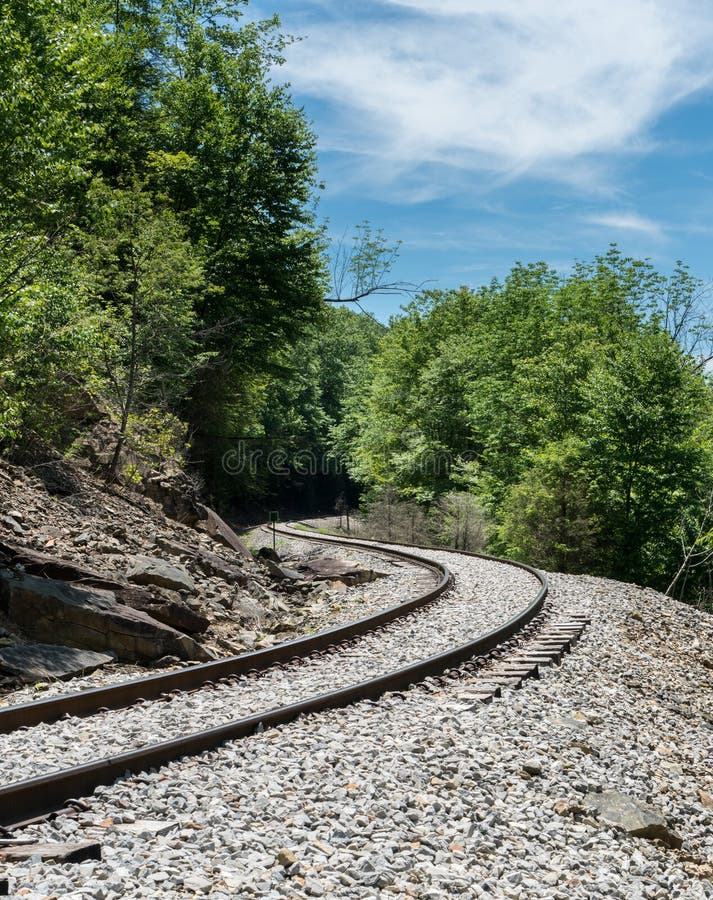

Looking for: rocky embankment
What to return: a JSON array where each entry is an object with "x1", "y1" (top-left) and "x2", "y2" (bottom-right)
[{"x1": 0, "y1": 459, "x2": 416, "y2": 691}]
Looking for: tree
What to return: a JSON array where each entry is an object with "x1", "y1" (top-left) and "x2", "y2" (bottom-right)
[
  {"x1": 582, "y1": 330, "x2": 712, "y2": 584},
  {"x1": 435, "y1": 492, "x2": 488, "y2": 552},
  {"x1": 499, "y1": 440, "x2": 596, "y2": 572},
  {"x1": 82, "y1": 183, "x2": 204, "y2": 475},
  {"x1": 0, "y1": 235, "x2": 98, "y2": 449}
]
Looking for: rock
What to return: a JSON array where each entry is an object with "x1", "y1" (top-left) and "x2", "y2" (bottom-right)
[
  {"x1": 143, "y1": 469, "x2": 202, "y2": 525},
  {"x1": 196, "y1": 551, "x2": 248, "y2": 585},
  {"x1": 261, "y1": 558, "x2": 302, "y2": 582},
  {"x1": 0, "y1": 643, "x2": 114, "y2": 682},
  {"x1": 554, "y1": 799, "x2": 588, "y2": 817},
  {"x1": 0, "y1": 516, "x2": 24, "y2": 536},
  {"x1": 257, "y1": 546, "x2": 282, "y2": 563},
  {"x1": 0, "y1": 570, "x2": 207, "y2": 662},
  {"x1": 585, "y1": 791, "x2": 683, "y2": 848},
  {"x1": 116, "y1": 584, "x2": 210, "y2": 633},
  {"x1": 126, "y1": 555, "x2": 195, "y2": 593},
  {"x1": 154, "y1": 535, "x2": 248, "y2": 585},
  {"x1": 197, "y1": 505, "x2": 253, "y2": 560},
  {"x1": 698, "y1": 788, "x2": 713, "y2": 810},
  {"x1": 296, "y1": 556, "x2": 384, "y2": 585},
  {"x1": 183, "y1": 875, "x2": 213, "y2": 894},
  {"x1": 32, "y1": 457, "x2": 84, "y2": 496},
  {"x1": 0, "y1": 540, "x2": 123, "y2": 590},
  {"x1": 145, "y1": 655, "x2": 183, "y2": 669},
  {"x1": 277, "y1": 848, "x2": 297, "y2": 868},
  {"x1": 73, "y1": 532, "x2": 91, "y2": 546},
  {"x1": 144, "y1": 600, "x2": 209, "y2": 634},
  {"x1": 112, "y1": 820, "x2": 179, "y2": 838},
  {"x1": 521, "y1": 758, "x2": 544, "y2": 776},
  {"x1": 234, "y1": 597, "x2": 266, "y2": 623}
]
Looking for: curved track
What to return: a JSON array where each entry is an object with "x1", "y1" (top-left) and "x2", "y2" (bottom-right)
[{"x1": 0, "y1": 526, "x2": 546, "y2": 829}]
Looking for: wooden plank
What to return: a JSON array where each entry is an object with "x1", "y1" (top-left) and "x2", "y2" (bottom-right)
[{"x1": 0, "y1": 841, "x2": 101, "y2": 863}]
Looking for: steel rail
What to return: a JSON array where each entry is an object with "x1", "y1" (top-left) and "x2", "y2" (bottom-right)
[
  {"x1": 0, "y1": 529, "x2": 547, "y2": 829},
  {"x1": 0, "y1": 535, "x2": 450, "y2": 734}
]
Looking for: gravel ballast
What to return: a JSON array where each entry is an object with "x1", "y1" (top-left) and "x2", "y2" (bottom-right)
[
  {"x1": 0, "y1": 539, "x2": 537, "y2": 786},
  {"x1": 3, "y1": 559, "x2": 711, "y2": 898}
]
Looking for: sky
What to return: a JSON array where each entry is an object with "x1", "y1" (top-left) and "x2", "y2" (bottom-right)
[{"x1": 248, "y1": 0, "x2": 713, "y2": 319}]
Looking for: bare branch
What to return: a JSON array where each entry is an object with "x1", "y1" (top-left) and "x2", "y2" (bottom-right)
[{"x1": 324, "y1": 220, "x2": 432, "y2": 305}]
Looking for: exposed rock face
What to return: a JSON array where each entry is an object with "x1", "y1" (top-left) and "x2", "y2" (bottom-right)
[
  {"x1": 585, "y1": 791, "x2": 683, "y2": 848},
  {"x1": 126, "y1": 555, "x2": 195, "y2": 593},
  {"x1": 0, "y1": 570, "x2": 207, "y2": 662},
  {"x1": 142, "y1": 470, "x2": 203, "y2": 526},
  {"x1": 0, "y1": 643, "x2": 114, "y2": 682}
]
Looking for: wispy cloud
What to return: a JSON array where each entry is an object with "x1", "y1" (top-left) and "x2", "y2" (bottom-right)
[
  {"x1": 585, "y1": 212, "x2": 666, "y2": 240},
  {"x1": 278, "y1": 0, "x2": 713, "y2": 199}
]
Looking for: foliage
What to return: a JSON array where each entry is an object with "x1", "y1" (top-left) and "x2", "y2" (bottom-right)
[
  {"x1": 0, "y1": 233, "x2": 100, "y2": 446},
  {"x1": 433, "y1": 492, "x2": 489, "y2": 552},
  {"x1": 0, "y1": 0, "x2": 326, "y2": 489},
  {"x1": 338, "y1": 247, "x2": 713, "y2": 594}
]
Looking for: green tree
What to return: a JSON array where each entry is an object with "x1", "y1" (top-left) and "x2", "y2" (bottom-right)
[
  {"x1": 582, "y1": 330, "x2": 712, "y2": 584},
  {"x1": 82, "y1": 183, "x2": 204, "y2": 474},
  {"x1": 499, "y1": 439, "x2": 596, "y2": 573}
]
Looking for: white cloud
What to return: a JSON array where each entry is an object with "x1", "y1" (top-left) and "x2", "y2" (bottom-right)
[
  {"x1": 279, "y1": 0, "x2": 713, "y2": 198},
  {"x1": 585, "y1": 212, "x2": 665, "y2": 240}
]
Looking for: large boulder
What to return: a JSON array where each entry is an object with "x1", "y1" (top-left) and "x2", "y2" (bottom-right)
[
  {"x1": 142, "y1": 470, "x2": 203, "y2": 526},
  {"x1": 585, "y1": 791, "x2": 683, "y2": 848},
  {"x1": 135, "y1": 598, "x2": 209, "y2": 634},
  {"x1": 261, "y1": 558, "x2": 302, "y2": 582},
  {"x1": 0, "y1": 642, "x2": 114, "y2": 682},
  {"x1": 126, "y1": 555, "x2": 195, "y2": 593},
  {"x1": 0, "y1": 570, "x2": 207, "y2": 662}
]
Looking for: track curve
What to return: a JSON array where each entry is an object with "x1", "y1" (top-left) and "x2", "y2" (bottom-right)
[{"x1": 0, "y1": 526, "x2": 546, "y2": 829}]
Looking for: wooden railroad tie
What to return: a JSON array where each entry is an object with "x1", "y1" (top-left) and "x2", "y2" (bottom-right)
[{"x1": 467, "y1": 615, "x2": 590, "y2": 701}]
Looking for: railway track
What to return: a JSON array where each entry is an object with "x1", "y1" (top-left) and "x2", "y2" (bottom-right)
[{"x1": 0, "y1": 525, "x2": 560, "y2": 832}]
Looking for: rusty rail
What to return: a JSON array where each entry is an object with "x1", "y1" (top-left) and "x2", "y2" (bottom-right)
[
  {"x1": 0, "y1": 535, "x2": 450, "y2": 734},
  {"x1": 0, "y1": 527, "x2": 547, "y2": 829}
]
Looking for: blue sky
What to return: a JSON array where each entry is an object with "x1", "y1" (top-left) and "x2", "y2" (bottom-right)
[{"x1": 249, "y1": 0, "x2": 713, "y2": 319}]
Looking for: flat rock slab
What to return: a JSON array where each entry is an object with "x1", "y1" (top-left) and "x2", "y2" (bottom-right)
[
  {"x1": 0, "y1": 841, "x2": 101, "y2": 863},
  {"x1": 585, "y1": 791, "x2": 683, "y2": 848},
  {"x1": 0, "y1": 643, "x2": 114, "y2": 681},
  {"x1": 198, "y1": 505, "x2": 253, "y2": 560},
  {"x1": 262, "y1": 559, "x2": 303, "y2": 582},
  {"x1": 0, "y1": 571, "x2": 207, "y2": 662},
  {"x1": 0, "y1": 539, "x2": 122, "y2": 590},
  {"x1": 296, "y1": 557, "x2": 383, "y2": 585},
  {"x1": 126, "y1": 555, "x2": 195, "y2": 593}
]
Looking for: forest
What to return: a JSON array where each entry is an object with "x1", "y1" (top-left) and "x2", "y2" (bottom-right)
[{"x1": 2, "y1": 0, "x2": 713, "y2": 607}]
